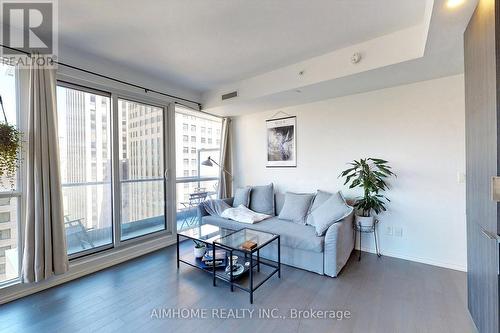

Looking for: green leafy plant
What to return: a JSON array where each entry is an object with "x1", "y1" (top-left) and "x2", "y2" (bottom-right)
[
  {"x1": 0, "y1": 95, "x2": 22, "y2": 189},
  {"x1": 193, "y1": 240, "x2": 206, "y2": 248},
  {"x1": 339, "y1": 158, "x2": 396, "y2": 217}
]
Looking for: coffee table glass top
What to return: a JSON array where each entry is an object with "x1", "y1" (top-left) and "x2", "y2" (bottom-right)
[
  {"x1": 214, "y1": 228, "x2": 278, "y2": 252},
  {"x1": 178, "y1": 224, "x2": 236, "y2": 244}
]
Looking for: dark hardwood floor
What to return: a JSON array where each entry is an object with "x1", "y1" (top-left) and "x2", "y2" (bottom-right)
[{"x1": 0, "y1": 244, "x2": 477, "y2": 333}]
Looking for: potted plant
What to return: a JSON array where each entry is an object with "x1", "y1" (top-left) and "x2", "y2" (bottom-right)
[
  {"x1": 0, "y1": 95, "x2": 22, "y2": 189},
  {"x1": 193, "y1": 240, "x2": 207, "y2": 258},
  {"x1": 340, "y1": 158, "x2": 395, "y2": 228}
]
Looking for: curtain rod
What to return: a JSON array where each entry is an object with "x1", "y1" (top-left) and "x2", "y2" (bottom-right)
[
  {"x1": 174, "y1": 101, "x2": 223, "y2": 119},
  {"x1": 0, "y1": 44, "x2": 201, "y2": 108}
]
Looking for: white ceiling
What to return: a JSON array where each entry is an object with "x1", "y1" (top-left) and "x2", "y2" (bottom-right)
[
  {"x1": 15, "y1": 0, "x2": 476, "y2": 115},
  {"x1": 57, "y1": 0, "x2": 426, "y2": 92},
  {"x1": 202, "y1": 0, "x2": 479, "y2": 115}
]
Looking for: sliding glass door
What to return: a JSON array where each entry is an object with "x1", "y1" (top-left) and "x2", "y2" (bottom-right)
[
  {"x1": 57, "y1": 84, "x2": 113, "y2": 256},
  {"x1": 118, "y1": 99, "x2": 166, "y2": 240},
  {"x1": 56, "y1": 82, "x2": 170, "y2": 258}
]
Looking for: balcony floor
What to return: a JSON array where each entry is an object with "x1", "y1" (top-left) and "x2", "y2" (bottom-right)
[{"x1": 67, "y1": 215, "x2": 199, "y2": 255}]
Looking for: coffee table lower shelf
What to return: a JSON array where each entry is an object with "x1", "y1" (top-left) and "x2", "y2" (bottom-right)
[{"x1": 177, "y1": 232, "x2": 281, "y2": 304}]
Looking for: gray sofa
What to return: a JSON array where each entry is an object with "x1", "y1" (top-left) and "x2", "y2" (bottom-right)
[{"x1": 197, "y1": 193, "x2": 355, "y2": 277}]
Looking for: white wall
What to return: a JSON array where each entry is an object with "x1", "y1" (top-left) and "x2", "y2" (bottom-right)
[{"x1": 232, "y1": 74, "x2": 466, "y2": 271}]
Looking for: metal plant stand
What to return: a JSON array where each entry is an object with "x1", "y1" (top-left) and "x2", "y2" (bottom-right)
[{"x1": 354, "y1": 219, "x2": 381, "y2": 261}]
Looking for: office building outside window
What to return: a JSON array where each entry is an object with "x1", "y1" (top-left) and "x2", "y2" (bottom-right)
[
  {"x1": 175, "y1": 106, "x2": 222, "y2": 231},
  {"x1": 0, "y1": 63, "x2": 20, "y2": 284}
]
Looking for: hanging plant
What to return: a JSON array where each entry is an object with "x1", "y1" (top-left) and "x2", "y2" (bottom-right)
[{"x1": 0, "y1": 95, "x2": 22, "y2": 189}]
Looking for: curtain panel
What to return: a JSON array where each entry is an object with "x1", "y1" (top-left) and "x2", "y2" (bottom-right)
[
  {"x1": 21, "y1": 57, "x2": 69, "y2": 283},
  {"x1": 217, "y1": 117, "x2": 232, "y2": 199}
]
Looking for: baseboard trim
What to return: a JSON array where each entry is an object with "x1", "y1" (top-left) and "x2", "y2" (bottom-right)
[
  {"x1": 358, "y1": 246, "x2": 467, "y2": 272},
  {"x1": 0, "y1": 235, "x2": 176, "y2": 305}
]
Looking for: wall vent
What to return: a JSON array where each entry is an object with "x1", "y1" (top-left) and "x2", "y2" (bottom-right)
[{"x1": 221, "y1": 91, "x2": 238, "y2": 100}]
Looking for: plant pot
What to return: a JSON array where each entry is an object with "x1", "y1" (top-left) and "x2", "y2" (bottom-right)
[
  {"x1": 194, "y1": 244, "x2": 206, "y2": 258},
  {"x1": 355, "y1": 215, "x2": 375, "y2": 229}
]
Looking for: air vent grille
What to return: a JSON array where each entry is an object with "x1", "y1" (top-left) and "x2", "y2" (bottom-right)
[{"x1": 221, "y1": 91, "x2": 238, "y2": 100}]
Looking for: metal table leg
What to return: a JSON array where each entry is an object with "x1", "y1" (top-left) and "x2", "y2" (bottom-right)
[
  {"x1": 257, "y1": 249, "x2": 260, "y2": 272},
  {"x1": 176, "y1": 234, "x2": 180, "y2": 268},
  {"x1": 278, "y1": 236, "x2": 281, "y2": 278},
  {"x1": 250, "y1": 252, "x2": 253, "y2": 304},
  {"x1": 230, "y1": 249, "x2": 234, "y2": 292},
  {"x1": 212, "y1": 245, "x2": 216, "y2": 286}
]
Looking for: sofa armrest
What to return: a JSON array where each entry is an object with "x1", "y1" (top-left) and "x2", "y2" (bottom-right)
[
  {"x1": 197, "y1": 197, "x2": 234, "y2": 221},
  {"x1": 323, "y1": 211, "x2": 355, "y2": 277}
]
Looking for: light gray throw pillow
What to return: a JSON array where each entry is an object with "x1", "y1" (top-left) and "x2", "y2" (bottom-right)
[
  {"x1": 249, "y1": 183, "x2": 275, "y2": 216},
  {"x1": 306, "y1": 190, "x2": 333, "y2": 226},
  {"x1": 233, "y1": 187, "x2": 251, "y2": 207},
  {"x1": 309, "y1": 191, "x2": 353, "y2": 236},
  {"x1": 278, "y1": 192, "x2": 315, "y2": 224}
]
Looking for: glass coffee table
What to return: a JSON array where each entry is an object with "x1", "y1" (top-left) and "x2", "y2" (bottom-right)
[
  {"x1": 213, "y1": 228, "x2": 281, "y2": 304},
  {"x1": 176, "y1": 224, "x2": 235, "y2": 271},
  {"x1": 177, "y1": 224, "x2": 281, "y2": 304}
]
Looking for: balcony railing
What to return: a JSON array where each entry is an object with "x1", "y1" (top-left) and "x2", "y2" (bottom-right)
[
  {"x1": 176, "y1": 177, "x2": 218, "y2": 232},
  {"x1": 61, "y1": 176, "x2": 219, "y2": 253}
]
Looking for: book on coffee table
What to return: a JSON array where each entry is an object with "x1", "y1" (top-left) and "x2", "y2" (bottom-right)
[
  {"x1": 241, "y1": 240, "x2": 257, "y2": 250},
  {"x1": 202, "y1": 250, "x2": 225, "y2": 262},
  {"x1": 200, "y1": 250, "x2": 226, "y2": 268}
]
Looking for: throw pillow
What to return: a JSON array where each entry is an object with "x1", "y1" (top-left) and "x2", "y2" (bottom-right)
[
  {"x1": 306, "y1": 190, "x2": 333, "y2": 226},
  {"x1": 310, "y1": 191, "x2": 353, "y2": 236},
  {"x1": 233, "y1": 186, "x2": 251, "y2": 207},
  {"x1": 249, "y1": 183, "x2": 275, "y2": 215},
  {"x1": 278, "y1": 192, "x2": 315, "y2": 224}
]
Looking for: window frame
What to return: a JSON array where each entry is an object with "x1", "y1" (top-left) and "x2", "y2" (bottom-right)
[
  {"x1": 56, "y1": 76, "x2": 176, "y2": 261},
  {"x1": 0, "y1": 64, "x2": 24, "y2": 288},
  {"x1": 57, "y1": 81, "x2": 115, "y2": 260},
  {"x1": 115, "y1": 95, "x2": 169, "y2": 243}
]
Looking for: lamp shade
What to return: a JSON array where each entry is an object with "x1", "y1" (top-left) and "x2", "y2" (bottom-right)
[{"x1": 201, "y1": 157, "x2": 213, "y2": 167}]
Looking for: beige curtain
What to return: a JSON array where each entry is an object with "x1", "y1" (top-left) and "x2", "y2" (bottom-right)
[
  {"x1": 22, "y1": 57, "x2": 69, "y2": 283},
  {"x1": 217, "y1": 117, "x2": 232, "y2": 199}
]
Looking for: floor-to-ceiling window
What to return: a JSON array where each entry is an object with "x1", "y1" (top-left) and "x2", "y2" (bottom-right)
[
  {"x1": 0, "y1": 63, "x2": 20, "y2": 285},
  {"x1": 56, "y1": 82, "x2": 169, "y2": 258},
  {"x1": 56, "y1": 84, "x2": 113, "y2": 256},
  {"x1": 175, "y1": 106, "x2": 222, "y2": 231},
  {"x1": 0, "y1": 72, "x2": 177, "y2": 285}
]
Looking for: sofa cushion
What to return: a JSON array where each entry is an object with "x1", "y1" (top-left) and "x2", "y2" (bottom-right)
[
  {"x1": 306, "y1": 190, "x2": 332, "y2": 226},
  {"x1": 278, "y1": 192, "x2": 314, "y2": 224},
  {"x1": 310, "y1": 191, "x2": 353, "y2": 236},
  {"x1": 233, "y1": 187, "x2": 251, "y2": 207},
  {"x1": 249, "y1": 183, "x2": 275, "y2": 216},
  {"x1": 201, "y1": 215, "x2": 323, "y2": 253}
]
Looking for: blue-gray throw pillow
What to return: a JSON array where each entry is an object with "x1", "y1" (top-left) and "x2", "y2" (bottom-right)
[
  {"x1": 306, "y1": 190, "x2": 333, "y2": 226},
  {"x1": 310, "y1": 191, "x2": 353, "y2": 236},
  {"x1": 278, "y1": 192, "x2": 315, "y2": 224},
  {"x1": 249, "y1": 183, "x2": 275, "y2": 215},
  {"x1": 233, "y1": 187, "x2": 251, "y2": 207}
]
